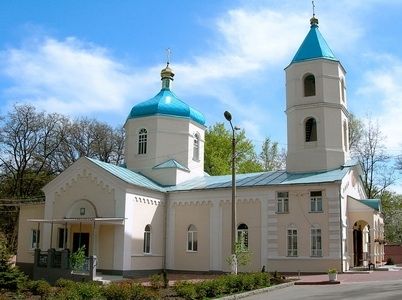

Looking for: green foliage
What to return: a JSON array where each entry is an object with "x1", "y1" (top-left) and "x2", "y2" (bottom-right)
[
  {"x1": 70, "y1": 246, "x2": 86, "y2": 271},
  {"x1": 173, "y1": 273, "x2": 273, "y2": 299},
  {"x1": 173, "y1": 281, "x2": 197, "y2": 300},
  {"x1": 76, "y1": 282, "x2": 103, "y2": 300},
  {"x1": 204, "y1": 123, "x2": 263, "y2": 175},
  {"x1": 54, "y1": 278, "x2": 76, "y2": 288},
  {"x1": 102, "y1": 281, "x2": 159, "y2": 300},
  {"x1": 381, "y1": 191, "x2": 402, "y2": 244},
  {"x1": 259, "y1": 137, "x2": 286, "y2": 171},
  {"x1": 27, "y1": 280, "x2": 52, "y2": 299},
  {"x1": 0, "y1": 232, "x2": 27, "y2": 292},
  {"x1": 102, "y1": 282, "x2": 131, "y2": 300},
  {"x1": 150, "y1": 273, "x2": 163, "y2": 289},
  {"x1": 48, "y1": 287, "x2": 80, "y2": 300},
  {"x1": 226, "y1": 238, "x2": 253, "y2": 273}
]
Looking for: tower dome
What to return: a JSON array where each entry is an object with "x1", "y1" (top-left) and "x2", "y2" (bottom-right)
[{"x1": 127, "y1": 64, "x2": 205, "y2": 126}]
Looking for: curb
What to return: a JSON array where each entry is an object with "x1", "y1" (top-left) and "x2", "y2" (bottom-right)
[
  {"x1": 216, "y1": 281, "x2": 295, "y2": 300},
  {"x1": 294, "y1": 280, "x2": 340, "y2": 285}
]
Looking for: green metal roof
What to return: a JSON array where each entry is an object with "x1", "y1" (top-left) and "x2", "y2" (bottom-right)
[
  {"x1": 153, "y1": 159, "x2": 190, "y2": 172},
  {"x1": 360, "y1": 199, "x2": 381, "y2": 211},
  {"x1": 86, "y1": 157, "x2": 165, "y2": 192},
  {"x1": 86, "y1": 157, "x2": 355, "y2": 192}
]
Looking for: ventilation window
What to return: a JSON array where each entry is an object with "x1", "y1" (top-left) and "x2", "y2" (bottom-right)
[
  {"x1": 304, "y1": 74, "x2": 316, "y2": 97},
  {"x1": 305, "y1": 118, "x2": 317, "y2": 142}
]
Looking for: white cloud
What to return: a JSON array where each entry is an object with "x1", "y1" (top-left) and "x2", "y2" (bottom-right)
[
  {"x1": 1, "y1": 37, "x2": 157, "y2": 116},
  {"x1": 356, "y1": 54, "x2": 402, "y2": 152}
]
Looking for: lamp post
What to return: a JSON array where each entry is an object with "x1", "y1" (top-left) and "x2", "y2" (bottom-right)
[{"x1": 224, "y1": 110, "x2": 240, "y2": 274}]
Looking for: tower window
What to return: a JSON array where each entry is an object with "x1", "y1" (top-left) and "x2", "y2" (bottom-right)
[
  {"x1": 341, "y1": 78, "x2": 346, "y2": 102},
  {"x1": 343, "y1": 121, "x2": 348, "y2": 151},
  {"x1": 138, "y1": 128, "x2": 147, "y2": 155},
  {"x1": 193, "y1": 133, "x2": 200, "y2": 161},
  {"x1": 305, "y1": 118, "x2": 317, "y2": 142},
  {"x1": 304, "y1": 74, "x2": 316, "y2": 97}
]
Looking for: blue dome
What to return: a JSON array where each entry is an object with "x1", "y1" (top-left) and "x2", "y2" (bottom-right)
[{"x1": 127, "y1": 88, "x2": 206, "y2": 126}]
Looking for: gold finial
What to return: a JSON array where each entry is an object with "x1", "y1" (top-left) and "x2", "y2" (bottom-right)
[{"x1": 310, "y1": 0, "x2": 319, "y2": 26}]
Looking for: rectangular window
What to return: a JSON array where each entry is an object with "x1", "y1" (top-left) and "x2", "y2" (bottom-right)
[
  {"x1": 143, "y1": 231, "x2": 151, "y2": 254},
  {"x1": 287, "y1": 229, "x2": 297, "y2": 256},
  {"x1": 277, "y1": 192, "x2": 289, "y2": 213},
  {"x1": 310, "y1": 191, "x2": 323, "y2": 212},
  {"x1": 187, "y1": 231, "x2": 198, "y2": 252},
  {"x1": 31, "y1": 229, "x2": 40, "y2": 249},
  {"x1": 57, "y1": 228, "x2": 68, "y2": 249},
  {"x1": 311, "y1": 228, "x2": 322, "y2": 256}
]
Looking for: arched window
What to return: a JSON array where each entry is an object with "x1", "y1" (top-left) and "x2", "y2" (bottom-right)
[
  {"x1": 193, "y1": 133, "x2": 200, "y2": 161},
  {"x1": 237, "y1": 223, "x2": 249, "y2": 249},
  {"x1": 138, "y1": 128, "x2": 147, "y2": 155},
  {"x1": 187, "y1": 224, "x2": 198, "y2": 251},
  {"x1": 143, "y1": 224, "x2": 151, "y2": 254},
  {"x1": 311, "y1": 226, "x2": 322, "y2": 257},
  {"x1": 341, "y1": 78, "x2": 346, "y2": 102},
  {"x1": 343, "y1": 121, "x2": 348, "y2": 151},
  {"x1": 305, "y1": 118, "x2": 317, "y2": 142},
  {"x1": 304, "y1": 74, "x2": 316, "y2": 97}
]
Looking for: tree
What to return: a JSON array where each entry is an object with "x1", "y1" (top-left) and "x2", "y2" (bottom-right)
[
  {"x1": 204, "y1": 123, "x2": 262, "y2": 176},
  {"x1": 381, "y1": 191, "x2": 402, "y2": 244},
  {"x1": 348, "y1": 113, "x2": 364, "y2": 153},
  {"x1": 350, "y1": 116, "x2": 394, "y2": 198},
  {"x1": 259, "y1": 137, "x2": 286, "y2": 171}
]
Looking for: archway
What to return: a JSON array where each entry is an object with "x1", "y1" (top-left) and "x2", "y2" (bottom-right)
[{"x1": 353, "y1": 220, "x2": 369, "y2": 266}]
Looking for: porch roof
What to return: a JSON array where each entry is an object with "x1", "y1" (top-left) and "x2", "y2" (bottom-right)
[{"x1": 27, "y1": 217, "x2": 125, "y2": 225}]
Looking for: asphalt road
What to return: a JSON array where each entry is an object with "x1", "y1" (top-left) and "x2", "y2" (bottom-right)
[{"x1": 245, "y1": 280, "x2": 402, "y2": 300}]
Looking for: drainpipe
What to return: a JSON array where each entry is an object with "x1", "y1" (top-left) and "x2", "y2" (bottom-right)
[
  {"x1": 163, "y1": 193, "x2": 169, "y2": 271},
  {"x1": 339, "y1": 185, "x2": 344, "y2": 273}
]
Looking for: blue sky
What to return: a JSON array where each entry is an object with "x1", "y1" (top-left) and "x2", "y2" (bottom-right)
[{"x1": 1, "y1": 1, "x2": 402, "y2": 182}]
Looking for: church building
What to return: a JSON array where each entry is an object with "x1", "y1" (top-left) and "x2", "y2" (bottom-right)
[{"x1": 16, "y1": 15, "x2": 384, "y2": 280}]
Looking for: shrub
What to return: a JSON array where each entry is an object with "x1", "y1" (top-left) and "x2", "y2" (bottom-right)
[
  {"x1": 130, "y1": 282, "x2": 155, "y2": 300},
  {"x1": 70, "y1": 246, "x2": 86, "y2": 271},
  {"x1": 102, "y1": 282, "x2": 131, "y2": 300},
  {"x1": 48, "y1": 287, "x2": 80, "y2": 300},
  {"x1": 0, "y1": 232, "x2": 27, "y2": 292},
  {"x1": 173, "y1": 281, "x2": 197, "y2": 300},
  {"x1": 76, "y1": 282, "x2": 103, "y2": 300},
  {"x1": 150, "y1": 273, "x2": 163, "y2": 290},
  {"x1": 27, "y1": 280, "x2": 52, "y2": 299},
  {"x1": 54, "y1": 278, "x2": 76, "y2": 288}
]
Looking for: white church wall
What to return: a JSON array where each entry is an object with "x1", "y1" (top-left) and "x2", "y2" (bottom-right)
[{"x1": 126, "y1": 192, "x2": 165, "y2": 271}]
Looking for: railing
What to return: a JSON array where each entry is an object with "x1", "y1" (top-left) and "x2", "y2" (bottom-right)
[
  {"x1": 33, "y1": 249, "x2": 96, "y2": 282},
  {"x1": 38, "y1": 252, "x2": 48, "y2": 267}
]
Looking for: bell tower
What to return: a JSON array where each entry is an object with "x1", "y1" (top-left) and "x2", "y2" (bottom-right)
[{"x1": 286, "y1": 15, "x2": 350, "y2": 173}]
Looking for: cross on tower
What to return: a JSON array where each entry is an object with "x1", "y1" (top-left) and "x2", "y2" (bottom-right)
[
  {"x1": 312, "y1": 1, "x2": 316, "y2": 17},
  {"x1": 166, "y1": 48, "x2": 171, "y2": 65}
]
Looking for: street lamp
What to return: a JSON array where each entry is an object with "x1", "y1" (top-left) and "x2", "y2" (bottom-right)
[{"x1": 224, "y1": 110, "x2": 240, "y2": 274}]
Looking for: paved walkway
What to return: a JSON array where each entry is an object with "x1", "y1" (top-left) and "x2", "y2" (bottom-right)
[{"x1": 293, "y1": 265, "x2": 402, "y2": 284}]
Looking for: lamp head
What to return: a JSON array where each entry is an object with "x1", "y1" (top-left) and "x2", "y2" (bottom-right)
[{"x1": 224, "y1": 111, "x2": 232, "y2": 122}]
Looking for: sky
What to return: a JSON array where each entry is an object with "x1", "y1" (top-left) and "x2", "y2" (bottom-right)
[{"x1": 0, "y1": 0, "x2": 402, "y2": 190}]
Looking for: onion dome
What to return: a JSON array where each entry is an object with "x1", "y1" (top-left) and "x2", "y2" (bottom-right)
[{"x1": 127, "y1": 63, "x2": 206, "y2": 126}]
